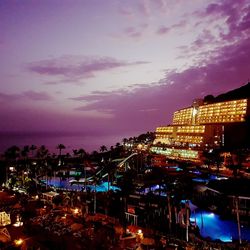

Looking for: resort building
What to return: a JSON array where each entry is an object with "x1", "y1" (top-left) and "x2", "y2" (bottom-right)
[{"x1": 151, "y1": 97, "x2": 250, "y2": 162}]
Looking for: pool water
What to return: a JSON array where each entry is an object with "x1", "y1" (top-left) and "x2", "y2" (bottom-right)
[
  {"x1": 41, "y1": 177, "x2": 120, "y2": 192},
  {"x1": 135, "y1": 184, "x2": 167, "y2": 196},
  {"x1": 192, "y1": 174, "x2": 228, "y2": 183},
  {"x1": 85, "y1": 182, "x2": 120, "y2": 192},
  {"x1": 190, "y1": 210, "x2": 250, "y2": 242}
]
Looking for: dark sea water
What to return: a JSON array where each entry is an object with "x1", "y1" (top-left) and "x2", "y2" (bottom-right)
[{"x1": 0, "y1": 132, "x2": 122, "y2": 154}]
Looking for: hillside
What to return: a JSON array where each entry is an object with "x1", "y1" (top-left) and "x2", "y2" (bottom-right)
[
  {"x1": 215, "y1": 82, "x2": 250, "y2": 102},
  {"x1": 204, "y1": 82, "x2": 250, "y2": 103}
]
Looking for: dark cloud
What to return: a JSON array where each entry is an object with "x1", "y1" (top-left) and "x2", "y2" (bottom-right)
[
  {"x1": 0, "y1": 92, "x2": 20, "y2": 101},
  {"x1": 22, "y1": 91, "x2": 52, "y2": 101},
  {"x1": 200, "y1": 0, "x2": 250, "y2": 42},
  {"x1": 0, "y1": 91, "x2": 53, "y2": 102},
  {"x1": 70, "y1": 89, "x2": 127, "y2": 102},
  {"x1": 177, "y1": 0, "x2": 249, "y2": 64},
  {"x1": 164, "y1": 36, "x2": 250, "y2": 95},
  {"x1": 28, "y1": 56, "x2": 149, "y2": 82}
]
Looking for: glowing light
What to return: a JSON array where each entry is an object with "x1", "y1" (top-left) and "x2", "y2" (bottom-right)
[
  {"x1": 13, "y1": 215, "x2": 23, "y2": 227},
  {"x1": 13, "y1": 221, "x2": 23, "y2": 227},
  {"x1": 14, "y1": 238, "x2": 23, "y2": 246},
  {"x1": 137, "y1": 229, "x2": 143, "y2": 241},
  {"x1": 192, "y1": 107, "x2": 198, "y2": 116}
]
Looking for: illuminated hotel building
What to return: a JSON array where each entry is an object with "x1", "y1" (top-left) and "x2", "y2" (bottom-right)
[{"x1": 151, "y1": 98, "x2": 250, "y2": 162}]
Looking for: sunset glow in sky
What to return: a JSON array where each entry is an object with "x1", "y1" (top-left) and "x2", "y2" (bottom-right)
[{"x1": 1, "y1": 0, "x2": 250, "y2": 146}]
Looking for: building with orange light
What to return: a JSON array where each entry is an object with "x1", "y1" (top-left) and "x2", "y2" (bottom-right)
[{"x1": 151, "y1": 98, "x2": 250, "y2": 162}]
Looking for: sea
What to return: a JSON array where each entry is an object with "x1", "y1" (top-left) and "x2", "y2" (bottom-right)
[{"x1": 0, "y1": 132, "x2": 123, "y2": 155}]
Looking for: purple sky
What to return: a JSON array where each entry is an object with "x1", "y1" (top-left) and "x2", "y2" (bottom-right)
[{"x1": 0, "y1": 0, "x2": 250, "y2": 149}]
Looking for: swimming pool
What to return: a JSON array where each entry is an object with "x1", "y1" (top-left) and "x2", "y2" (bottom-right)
[
  {"x1": 190, "y1": 210, "x2": 250, "y2": 242},
  {"x1": 41, "y1": 177, "x2": 120, "y2": 192},
  {"x1": 192, "y1": 174, "x2": 228, "y2": 183}
]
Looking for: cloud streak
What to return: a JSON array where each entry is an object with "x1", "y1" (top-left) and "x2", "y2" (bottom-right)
[
  {"x1": 0, "y1": 91, "x2": 53, "y2": 102},
  {"x1": 28, "y1": 56, "x2": 149, "y2": 82}
]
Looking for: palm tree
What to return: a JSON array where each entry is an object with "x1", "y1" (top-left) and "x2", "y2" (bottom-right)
[
  {"x1": 235, "y1": 196, "x2": 242, "y2": 244},
  {"x1": 30, "y1": 145, "x2": 37, "y2": 158},
  {"x1": 36, "y1": 145, "x2": 49, "y2": 186},
  {"x1": 73, "y1": 149, "x2": 78, "y2": 157},
  {"x1": 57, "y1": 144, "x2": 66, "y2": 157},
  {"x1": 100, "y1": 145, "x2": 107, "y2": 153},
  {"x1": 21, "y1": 145, "x2": 30, "y2": 158},
  {"x1": 122, "y1": 138, "x2": 128, "y2": 145},
  {"x1": 37, "y1": 145, "x2": 49, "y2": 159},
  {"x1": 78, "y1": 148, "x2": 86, "y2": 159},
  {"x1": 77, "y1": 148, "x2": 87, "y2": 189},
  {"x1": 65, "y1": 152, "x2": 71, "y2": 158},
  {"x1": 230, "y1": 151, "x2": 244, "y2": 178},
  {"x1": 57, "y1": 144, "x2": 65, "y2": 167},
  {"x1": 92, "y1": 176, "x2": 98, "y2": 214},
  {"x1": 4, "y1": 145, "x2": 20, "y2": 162},
  {"x1": 118, "y1": 170, "x2": 135, "y2": 235},
  {"x1": 4, "y1": 145, "x2": 20, "y2": 183},
  {"x1": 20, "y1": 145, "x2": 30, "y2": 183}
]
